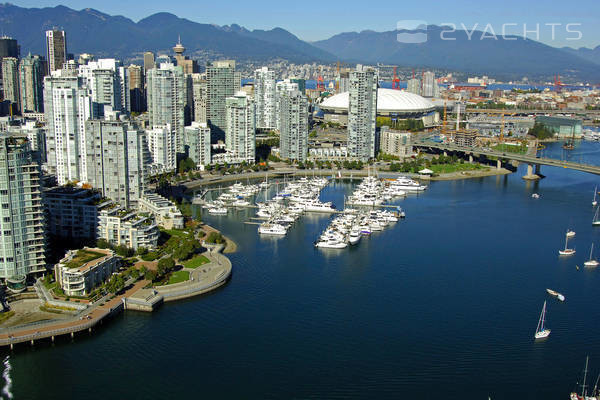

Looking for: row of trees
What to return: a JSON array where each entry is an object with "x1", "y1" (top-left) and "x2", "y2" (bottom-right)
[{"x1": 389, "y1": 154, "x2": 463, "y2": 173}]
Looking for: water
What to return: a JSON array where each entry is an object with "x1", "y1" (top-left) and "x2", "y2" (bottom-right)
[{"x1": 4, "y1": 141, "x2": 600, "y2": 399}]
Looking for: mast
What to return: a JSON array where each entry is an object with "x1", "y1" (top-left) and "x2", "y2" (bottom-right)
[
  {"x1": 590, "y1": 243, "x2": 595, "y2": 261},
  {"x1": 582, "y1": 356, "x2": 589, "y2": 397}
]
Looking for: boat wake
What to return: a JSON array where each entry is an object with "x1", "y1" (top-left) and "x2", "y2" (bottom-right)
[{"x1": 2, "y1": 355, "x2": 13, "y2": 399}]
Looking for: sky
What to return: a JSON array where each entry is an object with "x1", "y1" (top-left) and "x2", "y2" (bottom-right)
[{"x1": 9, "y1": 0, "x2": 600, "y2": 48}]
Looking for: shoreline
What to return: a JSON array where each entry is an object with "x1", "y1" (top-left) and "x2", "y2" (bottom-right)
[
  {"x1": 0, "y1": 225, "x2": 235, "y2": 349},
  {"x1": 183, "y1": 166, "x2": 512, "y2": 190}
]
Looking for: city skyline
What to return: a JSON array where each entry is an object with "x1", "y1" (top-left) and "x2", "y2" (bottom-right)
[{"x1": 7, "y1": 0, "x2": 600, "y2": 48}]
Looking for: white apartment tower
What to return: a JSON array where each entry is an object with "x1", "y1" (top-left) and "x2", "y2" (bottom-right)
[
  {"x1": 225, "y1": 92, "x2": 255, "y2": 164},
  {"x1": 147, "y1": 63, "x2": 185, "y2": 152},
  {"x1": 279, "y1": 90, "x2": 308, "y2": 162},
  {"x1": 348, "y1": 65, "x2": 377, "y2": 161},
  {"x1": 43, "y1": 72, "x2": 96, "y2": 184},
  {"x1": 254, "y1": 67, "x2": 276, "y2": 130}
]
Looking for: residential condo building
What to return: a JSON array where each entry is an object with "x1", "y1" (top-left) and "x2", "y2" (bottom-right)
[
  {"x1": 0, "y1": 135, "x2": 45, "y2": 290},
  {"x1": 348, "y1": 66, "x2": 377, "y2": 161},
  {"x1": 225, "y1": 92, "x2": 255, "y2": 164},
  {"x1": 45, "y1": 29, "x2": 67, "y2": 74},
  {"x1": 279, "y1": 90, "x2": 308, "y2": 162},
  {"x1": 254, "y1": 67, "x2": 276, "y2": 130}
]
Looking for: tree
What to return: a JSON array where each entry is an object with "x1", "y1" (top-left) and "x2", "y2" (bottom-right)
[
  {"x1": 136, "y1": 247, "x2": 148, "y2": 256},
  {"x1": 96, "y1": 239, "x2": 111, "y2": 249},
  {"x1": 106, "y1": 274, "x2": 125, "y2": 294},
  {"x1": 157, "y1": 257, "x2": 175, "y2": 277},
  {"x1": 144, "y1": 269, "x2": 157, "y2": 282},
  {"x1": 115, "y1": 245, "x2": 133, "y2": 258}
]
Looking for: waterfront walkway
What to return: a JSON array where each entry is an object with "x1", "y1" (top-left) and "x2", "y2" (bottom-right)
[{"x1": 155, "y1": 248, "x2": 232, "y2": 302}]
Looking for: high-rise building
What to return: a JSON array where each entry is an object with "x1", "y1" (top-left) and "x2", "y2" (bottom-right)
[
  {"x1": 0, "y1": 36, "x2": 19, "y2": 61},
  {"x1": 146, "y1": 125, "x2": 176, "y2": 173},
  {"x1": 225, "y1": 92, "x2": 255, "y2": 164},
  {"x1": 173, "y1": 37, "x2": 197, "y2": 75},
  {"x1": 191, "y1": 73, "x2": 207, "y2": 123},
  {"x1": 0, "y1": 36, "x2": 20, "y2": 100},
  {"x1": 85, "y1": 112, "x2": 151, "y2": 208},
  {"x1": 128, "y1": 64, "x2": 145, "y2": 112},
  {"x1": 407, "y1": 78, "x2": 421, "y2": 96},
  {"x1": 184, "y1": 121, "x2": 211, "y2": 167},
  {"x1": 254, "y1": 67, "x2": 276, "y2": 130},
  {"x1": 422, "y1": 71, "x2": 438, "y2": 98},
  {"x1": 275, "y1": 79, "x2": 299, "y2": 131},
  {"x1": 19, "y1": 54, "x2": 45, "y2": 113},
  {"x1": 45, "y1": 29, "x2": 67, "y2": 74},
  {"x1": 0, "y1": 134, "x2": 45, "y2": 288},
  {"x1": 143, "y1": 52, "x2": 155, "y2": 74},
  {"x1": 279, "y1": 90, "x2": 308, "y2": 162},
  {"x1": 43, "y1": 72, "x2": 96, "y2": 184},
  {"x1": 348, "y1": 65, "x2": 377, "y2": 161},
  {"x1": 78, "y1": 59, "x2": 130, "y2": 115},
  {"x1": 147, "y1": 63, "x2": 185, "y2": 152},
  {"x1": 290, "y1": 78, "x2": 306, "y2": 94},
  {"x1": 6, "y1": 120, "x2": 46, "y2": 163},
  {"x1": 206, "y1": 60, "x2": 237, "y2": 140},
  {"x1": 1, "y1": 57, "x2": 20, "y2": 113}
]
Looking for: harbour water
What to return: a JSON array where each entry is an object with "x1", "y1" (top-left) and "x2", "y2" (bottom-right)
[{"x1": 3, "y1": 141, "x2": 600, "y2": 399}]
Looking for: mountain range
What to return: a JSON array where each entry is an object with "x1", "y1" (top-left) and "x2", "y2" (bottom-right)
[{"x1": 1, "y1": 3, "x2": 599, "y2": 82}]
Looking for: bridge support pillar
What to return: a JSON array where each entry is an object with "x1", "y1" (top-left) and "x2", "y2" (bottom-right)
[
  {"x1": 9, "y1": 343, "x2": 13, "y2": 350},
  {"x1": 522, "y1": 164, "x2": 541, "y2": 180},
  {"x1": 51, "y1": 336, "x2": 54, "y2": 342},
  {"x1": 71, "y1": 332, "x2": 74, "y2": 339},
  {"x1": 89, "y1": 328, "x2": 92, "y2": 333},
  {"x1": 497, "y1": 159, "x2": 502, "y2": 169},
  {"x1": 535, "y1": 164, "x2": 541, "y2": 175},
  {"x1": 469, "y1": 155, "x2": 473, "y2": 163},
  {"x1": 30, "y1": 340, "x2": 34, "y2": 346},
  {"x1": 443, "y1": 151, "x2": 447, "y2": 157}
]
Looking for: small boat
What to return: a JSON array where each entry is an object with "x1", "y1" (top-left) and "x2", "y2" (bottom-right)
[
  {"x1": 584, "y1": 243, "x2": 599, "y2": 267},
  {"x1": 532, "y1": 193, "x2": 540, "y2": 199},
  {"x1": 546, "y1": 288, "x2": 565, "y2": 302},
  {"x1": 593, "y1": 207, "x2": 600, "y2": 226},
  {"x1": 559, "y1": 234, "x2": 576, "y2": 256},
  {"x1": 566, "y1": 230, "x2": 576, "y2": 238},
  {"x1": 534, "y1": 300, "x2": 551, "y2": 340}
]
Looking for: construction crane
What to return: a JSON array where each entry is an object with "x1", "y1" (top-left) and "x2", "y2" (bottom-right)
[
  {"x1": 554, "y1": 74, "x2": 566, "y2": 92},
  {"x1": 442, "y1": 95, "x2": 448, "y2": 136},
  {"x1": 392, "y1": 66, "x2": 400, "y2": 90},
  {"x1": 316, "y1": 75, "x2": 325, "y2": 91}
]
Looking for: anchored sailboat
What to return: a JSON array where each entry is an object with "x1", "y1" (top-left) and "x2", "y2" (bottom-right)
[
  {"x1": 593, "y1": 207, "x2": 600, "y2": 226},
  {"x1": 559, "y1": 233, "x2": 576, "y2": 256},
  {"x1": 594, "y1": 186, "x2": 598, "y2": 207},
  {"x1": 534, "y1": 300, "x2": 551, "y2": 340},
  {"x1": 584, "y1": 243, "x2": 599, "y2": 267}
]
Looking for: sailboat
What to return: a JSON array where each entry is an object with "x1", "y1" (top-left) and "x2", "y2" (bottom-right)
[
  {"x1": 559, "y1": 233, "x2": 576, "y2": 256},
  {"x1": 593, "y1": 207, "x2": 600, "y2": 226},
  {"x1": 569, "y1": 356, "x2": 599, "y2": 400},
  {"x1": 534, "y1": 300, "x2": 551, "y2": 339},
  {"x1": 593, "y1": 186, "x2": 598, "y2": 207},
  {"x1": 584, "y1": 243, "x2": 599, "y2": 267}
]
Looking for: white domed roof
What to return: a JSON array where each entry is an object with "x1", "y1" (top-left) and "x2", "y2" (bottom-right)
[{"x1": 320, "y1": 88, "x2": 435, "y2": 114}]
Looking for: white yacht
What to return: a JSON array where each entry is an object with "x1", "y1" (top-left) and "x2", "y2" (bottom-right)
[
  {"x1": 315, "y1": 239, "x2": 348, "y2": 249},
  {"x1": 258, "y1": 223, "x2": 287, "y2": 236},
  {"x1": 208, "y1": 207, "x2": 227, "y2": 215},
  {"x1": 559, "y1": 233, "x2": 576, "y2": 256},
  {"x1": 348, "y1": 229, "x2": 361, "y2": 245}
]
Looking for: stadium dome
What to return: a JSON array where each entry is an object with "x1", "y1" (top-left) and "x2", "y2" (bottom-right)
[{"x1": 320, "y1": 88, "x2": 435, "y2": 116}]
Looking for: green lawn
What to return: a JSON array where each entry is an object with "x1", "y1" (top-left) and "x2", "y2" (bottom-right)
[
  {"x1": 430, "y1": 163, "x2": 485, "y2": 174},
  {"x1": 183, "y1": 255, "x2": 210, "y2": 269},
  {"x1": 492, "y1": 143, "x2": 528, "y2": 154},
  {"x1": 168, "y1": 270, "x2": 190, "y2": 285}
]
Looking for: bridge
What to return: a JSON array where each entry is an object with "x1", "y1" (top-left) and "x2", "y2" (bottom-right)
[
  {"x1": 465, "y1": 108, "x2": 600, "y2": 117},
  {"x1": 414, "y1": 140, "x2": 600, "y2": 178}
]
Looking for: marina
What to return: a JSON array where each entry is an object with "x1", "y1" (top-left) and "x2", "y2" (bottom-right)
[{"x1": 6, "y1": 141, "x2": 600, "y2": 399}]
